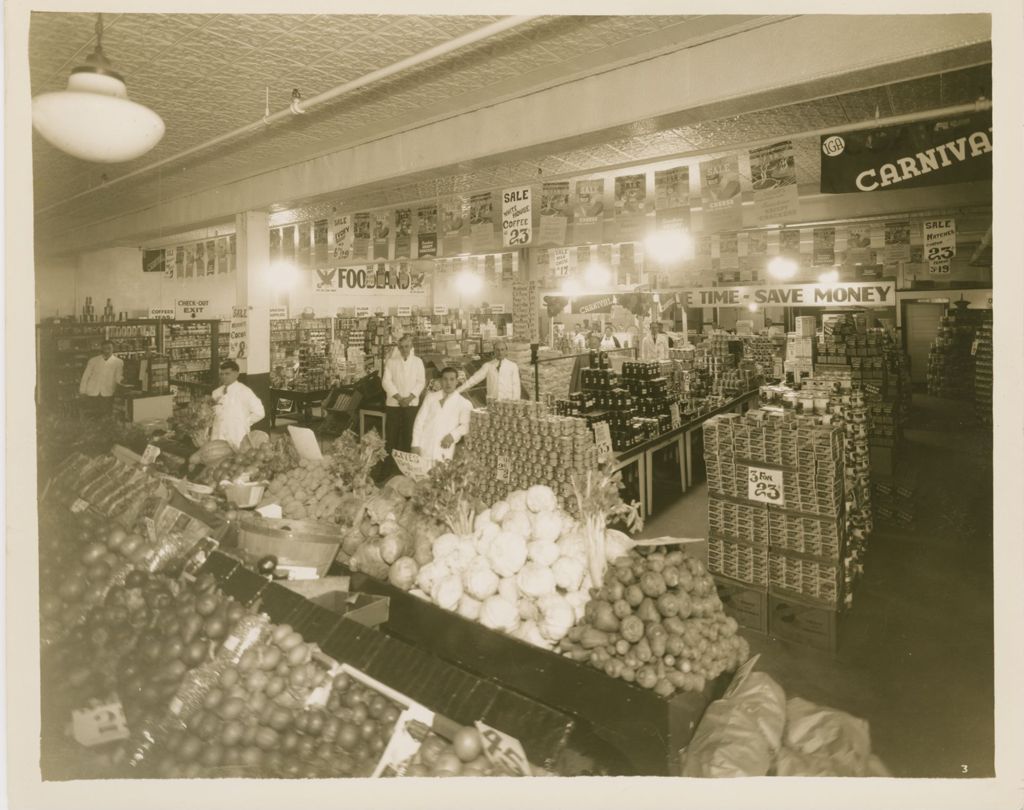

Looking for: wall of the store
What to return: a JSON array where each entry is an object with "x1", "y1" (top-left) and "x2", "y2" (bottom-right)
[
  {"x1": 35, "y1": 247, "x2": 239, "y2": 321},
  {"x1": 895, "y1": 289, "x2": 992, "y2": 326}
]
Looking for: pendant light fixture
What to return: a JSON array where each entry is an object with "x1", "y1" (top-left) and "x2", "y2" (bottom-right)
[{"x1": 32, "y1": 13, "x2": 165, "y2": 163}]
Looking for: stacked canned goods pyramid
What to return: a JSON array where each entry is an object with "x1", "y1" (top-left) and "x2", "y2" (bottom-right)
[
  {"x1": 703, "y1": 408, "x2": 847, "y2": 608},
  {"x1": 464, "y1": 400, "x2": 599, "y2": 513}
]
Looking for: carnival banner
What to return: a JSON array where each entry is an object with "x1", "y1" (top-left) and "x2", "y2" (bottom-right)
[
  {"x1": 749, "y1": 140, "x2": 800, "y2": 224},
  {"x1": 700, "y1": 154, "x2": 743, "y2": 233},
  {"x1": 819, "y1": 112, "x2": 992, "y2": 193}
]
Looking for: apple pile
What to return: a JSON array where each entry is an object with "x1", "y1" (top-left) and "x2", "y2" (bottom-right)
[{"x1": 152, "y1": 639, "x2": 403, "y2": 778}]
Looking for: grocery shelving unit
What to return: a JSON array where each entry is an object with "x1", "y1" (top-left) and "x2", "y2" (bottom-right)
[
  {"x1": 36, "y1": 320, "x2": 160, "y2": 414},
  {"x1": 160, "y1": 320, "x2": 224, "y2": 407}
]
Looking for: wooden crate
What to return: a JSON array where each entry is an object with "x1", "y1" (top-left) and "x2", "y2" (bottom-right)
[
  {"x1": 767, "y1": 592, "x2": 841, "y2": 655},
  {"x1": 714, "y1": 574, "x2": 767, "y2": 635}
]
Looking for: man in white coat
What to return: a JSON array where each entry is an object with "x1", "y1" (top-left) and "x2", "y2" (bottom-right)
[
  {"x1": 412, "y1": 367, "x2": 472, "y2": 468},
  {"x1": 457, "y1": 339, "x2": 521, "y2": 403},
  {"x1": 640, "y1": 322, "x2": 671, "y2": 361},
  {"x1": 210, "y1": 359, "x2": 266, "y2": 449},
  {"x1": 382, "y1": 334, "x2": 425, "y2": 453},
  {"x1": 79, "y1": 340, "x2": 124, "y2": 418}
]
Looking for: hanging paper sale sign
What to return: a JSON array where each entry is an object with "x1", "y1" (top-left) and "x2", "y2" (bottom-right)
[
  {"x1": 923, "y1": 218, "x2": 956, "y2": 265},
  {"x1": 502, "y1": 186, "x2": 532, "y2": 247}
]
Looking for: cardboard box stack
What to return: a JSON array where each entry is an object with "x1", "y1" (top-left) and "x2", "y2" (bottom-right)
[
  {"x1": 703, "y1": 410, "x2": 848, "y2": 610},
  {"x1": 973, "y1": 314, "x2": 992, "y2": 425},
  {"x1": 742, "y1": 335, "x2": 785, "y2": 379},
  {"x1": 784, "y1": 326, "x2": 816, "y2": 380}
]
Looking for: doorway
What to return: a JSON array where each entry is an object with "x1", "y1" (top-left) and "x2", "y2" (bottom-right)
[{"x1": 903, "y1": 301, "x2": 947, "y2": 385}]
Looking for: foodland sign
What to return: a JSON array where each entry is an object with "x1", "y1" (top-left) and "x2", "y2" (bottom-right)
[{"x1": 677, "y1": 282, "x2": 895, "y2": 308}]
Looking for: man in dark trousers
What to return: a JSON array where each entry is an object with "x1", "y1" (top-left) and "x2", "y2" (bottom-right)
[{"x1": 381, "y1": 334, "x2": 425, "y2": 453}]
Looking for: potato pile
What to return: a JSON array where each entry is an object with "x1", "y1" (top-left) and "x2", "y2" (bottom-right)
[
  {"x1": 262, "y1": 459, "x2": 343, "y2": 522},
  {"x1": 557, "y1": 548, "x2": 749, "y2": 697}
]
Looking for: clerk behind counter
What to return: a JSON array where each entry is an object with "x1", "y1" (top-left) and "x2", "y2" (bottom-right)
[
  {"x1": 78, "y1": 340, "x2": 124, "y2": 418},
  {"x1": 457, "y1": 339, "x2": 521, "y2": 403}
]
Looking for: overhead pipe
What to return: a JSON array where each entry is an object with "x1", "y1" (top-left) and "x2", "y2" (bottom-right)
[{"x1": 36, "y1": 15, "x2": 540, "y2": 217}]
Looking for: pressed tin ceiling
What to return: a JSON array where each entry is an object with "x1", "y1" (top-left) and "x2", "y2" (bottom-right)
[
  {"x1": 31, "y1": 13, "x2": 717, "y2": 225},
  {"x1": 29, "y1": 13, "x2": 991, "y2": 246}
]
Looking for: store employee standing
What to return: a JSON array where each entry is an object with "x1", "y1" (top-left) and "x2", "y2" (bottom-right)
[
  {"x1": 210, "y1": 359, "x2": 265, "y2": 449},
  {"x1": 458, "y1": 339, "x2": 521, "y2": 402},
  {"x1": 78, "y1": 340, "x2": 124, "y2": 418},
  {"x1": 412, "y1": 367, "x2": 472, "y2": 467},
  {"x1": 382, "y1": 334, "x2": 425, "y2": 453}
]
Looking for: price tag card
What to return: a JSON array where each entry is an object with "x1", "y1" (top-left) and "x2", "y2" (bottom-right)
[
  {"x1": 489, "y1": 304, "x2": 505, "y2": 314},
  {"x1": 970, "y1": 339, "x2": 980, "y2": 356},
  {"x1": 475, "y1": 720, "x2": 531, "y2": 776},
  {"x1": 434, "y1": 305, "x2": 449, "y2": 316},
  {"x1": 181, "y1": 536, "x2": 219, "y2": 581},
  {"x1": 392, "y1": 450, "x2": 430, "y2": 479},
  {"x1": 669, "y1": 402, "x2": 682, "y2": 430},
  {"x1": 495, "y1": 455, "x2": 511, "y2": 482},
  {"x1": 288, "y1": 425, "x2": 324, "y2": 461},
  {"x1": 747, "y1": 466, "x2": 785, "y2": 505},
  {"x1": 72, "y1": 701, "x2": 130, "y2": 746},
  {"x1": 141, "y1": 444, "x2": 161, "y2": 466},
  {"x1": 354, "y1": 306, "x2": 371, "y2": 317},
  {"x1": 70, "y1": 498, "x2": 91, "y2": 514},
  {"x1": 396, "y1": 306, "x2": 412, "y2": 317},
  {"x1": 593, "y1": 421, "x2": 613, "y2": 457}
]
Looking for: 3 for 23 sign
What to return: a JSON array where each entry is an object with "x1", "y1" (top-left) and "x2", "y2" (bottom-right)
[{"x1": 748, "y1": 466, "x2": 785, "y2": 505}]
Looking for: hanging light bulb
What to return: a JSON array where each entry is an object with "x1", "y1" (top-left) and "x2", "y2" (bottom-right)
[
  {"x1": 767, "y1": 256, "x2": 798, "y2": 280},
  {"x1": 32, "y1": 14, "x2": 165, "y2": 163}
]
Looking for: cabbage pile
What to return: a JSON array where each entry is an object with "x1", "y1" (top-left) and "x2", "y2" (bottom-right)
[{"x1": 405, "y1": 485, "x2": 631, "y2": 650}]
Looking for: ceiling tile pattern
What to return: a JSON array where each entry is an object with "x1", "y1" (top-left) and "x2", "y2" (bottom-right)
[
  {"x1": 29, "y1": 12, "x2": 989, "y2": 245},
  {"x1": 31, "y1": 13, "x2": 701, "y2": 227}
]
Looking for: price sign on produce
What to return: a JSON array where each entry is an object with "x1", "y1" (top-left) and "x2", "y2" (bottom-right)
[
  {"x1": 72, "y1": 701, "x2": 130, "y2": 747},
  {"x1": 392, "y1": 450, "x2": 430, "y2": 479},
  {"x1": 475, "y1": 721, "x2": 531, "y2": 776},
  {"x1": 70, "y1": 498, "x2": 90, "y2": 514},
  {"x1": 141, "y1": 444, "x2": 161, "y2": 466},
  {"x1": 495, "y1": 455, "x2": 511, "y2": 482},
  {"x1": 748, "y1": 466, "x2": 785, "y2": 505}
]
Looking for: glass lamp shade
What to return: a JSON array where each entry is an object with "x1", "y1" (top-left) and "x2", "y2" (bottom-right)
[{"x1": 32, "y1": 70, "x2": 165, "y2": 163}]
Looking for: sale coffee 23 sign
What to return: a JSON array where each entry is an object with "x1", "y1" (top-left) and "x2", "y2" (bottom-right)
[
  {"x1": 502, "y1": 186, "x2": 532, "y2": 247},
  {"x1": 819, "y1": 113, "x2": 992, "y2": 194}
]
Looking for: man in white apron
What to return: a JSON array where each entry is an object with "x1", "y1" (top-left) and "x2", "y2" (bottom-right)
[{"x1": 412, "y1": 366, "x2": 472, "y2": 468}]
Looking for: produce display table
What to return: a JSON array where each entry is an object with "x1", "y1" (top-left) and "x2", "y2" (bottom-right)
[
  {"x1": 613, "y1": 390, "x2": 760, "y2": 517},
  {"x1": 268, "y1": 387, "x2": 328, "y2": 428},
  {"x1": 334, "y1": 565, "x2": 728, "y2": 775}
]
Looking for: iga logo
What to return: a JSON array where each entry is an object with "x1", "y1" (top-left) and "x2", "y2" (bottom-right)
[{"x1": 822, "y1": 136, "x2": 846, "y2": 157}]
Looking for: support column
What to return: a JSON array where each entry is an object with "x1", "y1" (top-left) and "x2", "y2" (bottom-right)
[{"x1": 235, "y1": 210, "x2": 272, "y2": 428}]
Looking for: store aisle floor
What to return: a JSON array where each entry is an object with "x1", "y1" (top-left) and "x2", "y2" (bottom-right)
[{"x1": 639, "y1": 395, "x2": 994, "y2": 778}]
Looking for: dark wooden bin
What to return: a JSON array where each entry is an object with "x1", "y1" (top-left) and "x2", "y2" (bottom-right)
[{"x1": 337, "y1": 564, "x2": 727, "y2": 776}]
